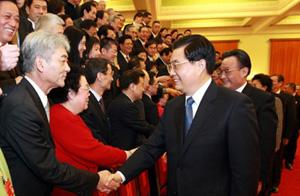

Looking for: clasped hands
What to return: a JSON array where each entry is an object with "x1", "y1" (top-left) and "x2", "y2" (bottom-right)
[{"x1": 97, "y1": 170, "x2": 123, "y2": 193}]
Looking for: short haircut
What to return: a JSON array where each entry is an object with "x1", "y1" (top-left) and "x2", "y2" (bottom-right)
[
  {"x1": 119, "y1": 69, "x2": 145, "y2": 90},
  {"x1": 80, "y1": 1, "x2": 96, "y2": 17},
  {"x1": 173, "y1": 34, "x2": 216, "y2": 74},
  {"x1": 21, "y1": 30, "x2": 69, "y2": 73},
  {"x1": 49, "y1": 65, "x2": 84, "y2": 103},
  {"x1": 80, "y1": 19, "x2": 97, "y2": 30},
  {"x1": 118, "y1": 35, "x2": 132, "y2": 45},
  {"x1": 85, "y1": 58, "x2": 110, "y2": 84},
  {"x1": 222, "y1": 49, "x2": 252, "y2": 76},
  {"x1": 36, "y1": 13, "x2": 64, "y2": 31},
  {"x1": 286, "y1": 82, "x2": 296, "y2": 91},
  {"x1": 145, "y1": 39, "x2": 157, "y2": 48},
  {"x1": 97, "y1": 24, "x2": 114, "y2": 38},
  {"x1": 0, "y1": 0, "x2": 17, "y2": 6},
  {"x1": 123, "y1": 24, "x2": 135, "y2": 35},
  {"x1": 159, "y1": 27, "x2": 168, "y2": 33},
  {"x1": 142, "y1": 11, "x2": 151, "y2": 17},
  {"x1": 184, "y1": 29, "x2": 191, "y2": 33},
  {"x1": 152, "y1": 20, "x2": 160, "y2": 25},
  {"x1": 160, "y1": 47, "x2": 172, "y2": 56},
  {"x1": 133, "y1": 12, "x2": 143, "y2": 20},
  {"x1": 26, "y1": 0, "x2": 47, "y2": 7},
  {"x1": 47, "y1": 0, "x2": 64, "y2": 14},
  {"x1": 100, "y1": 37, "x2": 117, "y2": 50},
  {"x1": 96, "y1": 10, "x2": 105, "y2": 20},
  {"x1": 138, "y1": 25, "x2": 149, "y2": 32},
  {"x1": 128, "y1": 56, "x2": 144, "y2": 70},
  {"x1": 252, "y1": 74, "x2": 273, "y2": 92},
  {"x1": 171, "y1": 29, "x2": 178, "y2": 35},
  {"x1": 163, "y1": 34, "x2": 171, "y2": 39}
]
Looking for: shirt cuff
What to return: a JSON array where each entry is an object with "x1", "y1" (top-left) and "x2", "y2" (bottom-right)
[{"x1": 116, "y1": 171, "x2": 126, "y2": 183}]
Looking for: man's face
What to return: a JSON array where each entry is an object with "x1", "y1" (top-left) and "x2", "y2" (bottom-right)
[
  {"x1": 120, "y1": 39, "x2": 133, "y2": 55},
  {"x1": 86, "y1": 26, "x2": 97, "y2": 37},
  {"x1": 146, "y1": 43, "x2": 157, "y2": 57},
  {"x1": 26, "y1": 0, "x2": 47, "y2": 23},
  {"x1": 152, "y1": 22, "x2": 160, "y2": 34},
  {"x1": 220, "y1": 56, "x2": 246, "y2": 90},
  {"x1": 127, "y1": 27, "x2": 137, "y2": 40},
  {"x1": 149, "y1": 77, "x2": 158, "y2": 96},
  {"x1": 270, "y1": 76, "x2": 281, "y2": 92},
  {"x1": 143, "y1": 15, "x2": 152, "y2": 25},
  {"x1": 170, "y1": 46, "x2": 202, "y2": 95},
  {"x1": 139, "y1": 27, "x2": 149, "y2": 42},
  {"x1": 162, "y1": 52, "x2": 172, "y2": 64},
  {"x1": 0, "y1": 1, "x2": 19, "y2": 44},
  {"x1": 84, "y1": 6, "x2": 97, "y2": 20},
  {"x1": 101, "y1": 44, "x2": 117, "y2": 62},
  {"x1": 42, "y1": 47, "x2": 70, "y2": 90}
]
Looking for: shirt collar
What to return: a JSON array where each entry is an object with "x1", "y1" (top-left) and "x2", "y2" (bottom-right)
[
  {"x1": 235, "y1": 82, "x2": 248, "y2": 93},
  {"x1": 24, "y1": 76, "x2": 48, "y2": 108},
  {"x1": 186, "y1": 77, "x2": 212, "y2": 106},
  {"x1": 89, "y1": 88, "x2": 101, "y2": 102}
]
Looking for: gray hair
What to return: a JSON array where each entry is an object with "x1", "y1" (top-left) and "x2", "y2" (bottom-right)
[
  {"x1": 21, "y1": 30, "x2": 70, "y2": 73},
  {"x1": 35, "y1": 13, "x2": 64, "y2": 32}
]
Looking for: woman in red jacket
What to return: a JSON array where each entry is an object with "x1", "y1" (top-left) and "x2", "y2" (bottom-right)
[{"x1": 49, "y1": 65, "x2": 132, "y2": 196}]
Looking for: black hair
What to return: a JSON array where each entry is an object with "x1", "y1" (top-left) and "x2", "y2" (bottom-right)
[
  {"x1": 173, "y1": 34, "x2": 216, "y2": 74},
  {"x1": 252, "y1": 73, "x2": 273, "y2": 92},
  {"x1": 80, "y1": 1, "x2": 96, "y2": 17},
  {"x1": 80, "y1": 19, "x2": 97, "y2": 30},
  {"x1": 119, "y1": 69, "x2": 145, "y2": 90},
  {"x1": 85, "y1": 58, "x2": 110, "y2": 84},
  {"x1": 222, "y1": 49, "x2": 251, "y2": 76}
]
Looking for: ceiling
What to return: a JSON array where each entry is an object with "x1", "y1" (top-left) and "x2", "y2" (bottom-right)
[{"x1": 106, "y1": 0, "x2": 300, "y2": 36}]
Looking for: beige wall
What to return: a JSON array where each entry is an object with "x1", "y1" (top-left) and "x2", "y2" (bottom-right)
[{"x1": 207, "y1": 33, "x2": 300, "y2": 80}]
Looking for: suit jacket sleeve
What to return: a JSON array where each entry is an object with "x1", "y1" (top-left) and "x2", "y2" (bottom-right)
[
  {"x1": 4, "y1": 103, "x2": 99, "y2": 193},
  {"x1": 227, "y1": 96, "x2": 260, "y2": 196}
]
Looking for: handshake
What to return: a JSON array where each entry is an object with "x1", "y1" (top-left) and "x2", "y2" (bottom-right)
[{"x1": 97, "y1": 170, "x2": 123, "y2": 193}]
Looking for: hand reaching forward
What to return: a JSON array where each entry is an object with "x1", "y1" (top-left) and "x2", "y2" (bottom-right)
[{"x1": 97, "y1": 170, "x2": 120, "y2": 193}]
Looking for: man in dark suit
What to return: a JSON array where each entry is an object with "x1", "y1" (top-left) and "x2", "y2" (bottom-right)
[
  {"x1": 117, "y1": 35, "x2": 133, "y2": 75},
  {"x1": 132, "y1": 26, "x2": 149, "y2": 55},
  {"x1": 270, "y1": 74, "x2": 297, "y2": 193},
  {"x1": 108, "y1": 35, "x2": 260, "y2": 196},
  {"x1": 64, "y1": 0, "x2": 80, "y2": 20},
  {"x1": 108, "y1": 70, "x2": 155, "y2": 150},
  {"x1": 142, "y1": 71, "x2": 159, "y2": 126},
  {"x1": 0, "y1": 31, "x2": 116, "y2": 196},
  {"x1": 80, "y1": 58, "x2": 114, "y2": 144},
  {"x1": 283, "y1": 82, "x2": 299, "y2": 169},
  {"x1": 156, "y1": 47, "x2": 172, "y2": 77},
  {"x1": 220, "y1": 49, "x2": 277, "y2": 196},
  {"x1": 73, "y1": 1, "x2": 97, "y2": 28}
]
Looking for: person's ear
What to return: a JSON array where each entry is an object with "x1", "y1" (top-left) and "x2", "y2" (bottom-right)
[{"x1": 35, "y1": 56, "x2": 45, "y2": 73}]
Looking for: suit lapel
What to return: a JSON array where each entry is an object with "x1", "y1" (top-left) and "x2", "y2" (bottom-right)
[
  {"x1": 22, "y1": 79, "x2": 49, "y2": 124},
  {"x1": 180, "y1": 81, "x2": 218, "y2": 156}
]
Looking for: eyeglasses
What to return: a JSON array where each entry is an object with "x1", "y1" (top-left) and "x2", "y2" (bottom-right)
[
  {"x1": 219, "y1": 68, "x2": 240, "y2": 76},
  {"x1": 169, "y1": 60, "x2": 191, "y2": 71}
]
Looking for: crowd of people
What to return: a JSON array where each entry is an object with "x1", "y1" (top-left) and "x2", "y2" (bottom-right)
[{"x1": 0, "y1": 0, "x2": 299, "y2": 196}]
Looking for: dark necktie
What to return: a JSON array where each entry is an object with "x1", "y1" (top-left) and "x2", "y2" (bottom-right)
[
  {"x1": 99, "y1": 98, "x2": 105, "y2": 113},
  {"x1": 185, "y1": 97, "x2": 194, "y2": 135}
]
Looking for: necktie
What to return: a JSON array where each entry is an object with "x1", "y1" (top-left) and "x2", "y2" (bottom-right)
[
  {"x1": 185, "y1": 97, "x2": 194, "y2": 136},
  {"x1": 126, "y1": 55, "x2": 130, "y2": 62},
  {"x1": 99, "y1": 98, "x2": 105, "y2": 113}
]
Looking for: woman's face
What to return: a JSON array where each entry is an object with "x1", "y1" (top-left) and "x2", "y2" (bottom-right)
[
  {"x1": 78, "y1": 36, "x2": 86, "y2": 58},
  {"x1": 71, "y1": 76, "x2": 90, "y2": 113},
  {"x1": 88, "y1": 43, "x2": 101, "y2": 59}
]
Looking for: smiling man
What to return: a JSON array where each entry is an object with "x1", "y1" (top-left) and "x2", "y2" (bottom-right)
[{"x1": 109, "y1": 35, "x2": 260, "y2": 196}]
